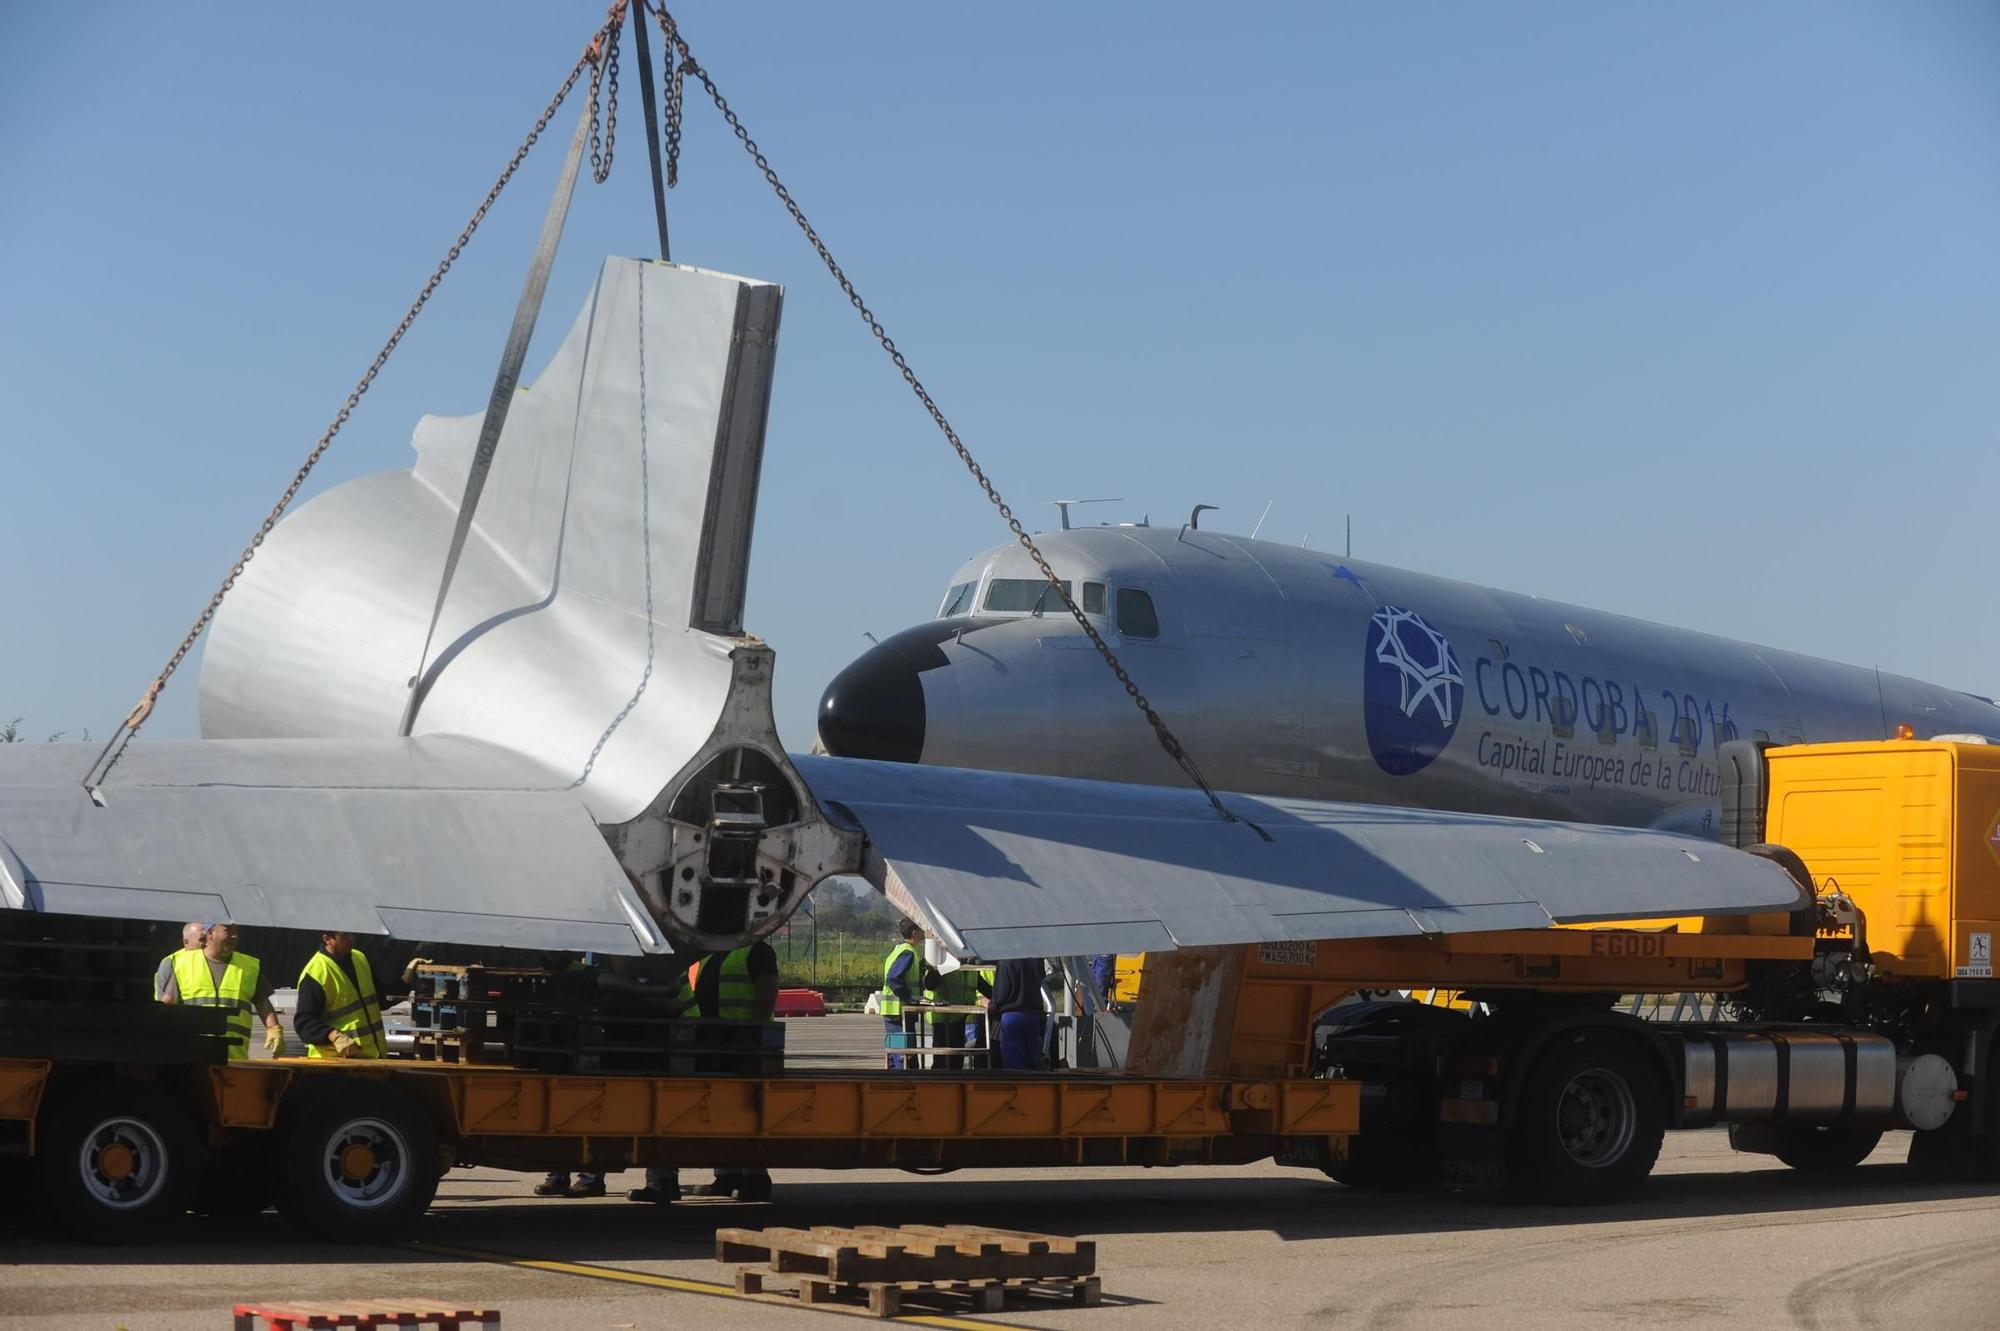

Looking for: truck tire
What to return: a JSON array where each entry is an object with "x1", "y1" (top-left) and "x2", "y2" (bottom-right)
[
  {"x1": 1771, "y1": 1123, "x2": 1882, "y2": 1173},
  {"x1": 1506, "y1": 1031, "x2": 1664, "y2": 1205},
  {"x1": 35, "y1": 1078, "x2": 201, "y2": 1243},
  {"x1": 275, "y1": 1077, "x2": 440, "y2": 1242}
]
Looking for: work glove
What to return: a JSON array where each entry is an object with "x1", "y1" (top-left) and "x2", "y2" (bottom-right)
[
  {"x1": 329, "y1": 1030, "x2": 362, "y2": 1058},
  {"x1": 263, "y1": 1024, "x2": 285, "y2": 1057}
]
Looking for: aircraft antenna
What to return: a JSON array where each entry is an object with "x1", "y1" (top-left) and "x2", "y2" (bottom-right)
[
  {"x1": 1250, "y1": 500, "x2": 1274, "y2": 540},
  {"x1": 1048, "y1": 498, "x2": 1121, "y2": 531},
  {"x1": 1346, "y1": 514, "x2": 1351, "y2": 557},
  {"x1": 1179, "y1": 503, "x2": 1219, "y2": 541}
]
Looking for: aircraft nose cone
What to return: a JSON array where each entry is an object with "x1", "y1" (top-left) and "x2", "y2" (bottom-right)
[{"x1": 818, "y1": 643, "x2": 926, "y2": 763}]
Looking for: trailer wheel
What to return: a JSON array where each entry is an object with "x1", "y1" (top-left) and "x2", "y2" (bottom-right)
[
  {"x1": 36, "y1": 1078, "x2": 201, "y2": 1243},
  {"x1": 1771, "y1": 1123, "x2": 1882, "y2": 1173},
  {"x1": 1507, "y1": 1031, "x2": 1664, "y2": 1205},
  {"x1": 275, "y1": 1078, "x2": 439, "y2": 1242},
  {"x1": 191, "y1": 1137, "x2": 275, "y2": 1217}
]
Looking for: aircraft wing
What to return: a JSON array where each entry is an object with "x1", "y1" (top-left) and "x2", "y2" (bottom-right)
[
  {"x1": 0, "y1": 737, "x2": 668, "y2": 954},
  {"x1": 793, "y1": 755, "x2": 1809, "y2": 960}
]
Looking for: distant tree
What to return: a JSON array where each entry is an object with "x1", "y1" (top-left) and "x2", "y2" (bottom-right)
[{"x1": 0, "y1": 718, "x2": 89, "y2": 743}]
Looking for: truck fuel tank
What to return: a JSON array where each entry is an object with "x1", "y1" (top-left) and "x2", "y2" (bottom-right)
[{"x1": 1677, "y1": 1031, "x2": 1954, "y2": 1130}]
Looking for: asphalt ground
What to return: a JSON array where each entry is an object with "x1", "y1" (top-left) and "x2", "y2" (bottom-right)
[{"x1": 5, "y1": 1015, "x2": 2000, "y2": 1330}]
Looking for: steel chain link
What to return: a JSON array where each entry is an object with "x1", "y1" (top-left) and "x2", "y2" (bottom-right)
[
  {"x1": 587, "y1": 8, "x2": 623, "y2": 184},
  {"x1": 662, "y1": 13, "x2": 684, "y2": 188},
  {"x1": 85, "y1": 21, "x2": 625, "y2": 791},
  {"x1": 646, "y1": 4, "x2": 1248, "y2": 830}
]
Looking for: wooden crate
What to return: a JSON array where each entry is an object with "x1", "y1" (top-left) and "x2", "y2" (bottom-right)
[{"x1": 719, "y1": 1224, "x2": 1099, "y2": 1318}]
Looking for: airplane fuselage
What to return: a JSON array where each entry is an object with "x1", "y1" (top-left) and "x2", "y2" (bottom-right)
[{"x1": 817, "y1": 527, "x2": 2000, "y2": 836}]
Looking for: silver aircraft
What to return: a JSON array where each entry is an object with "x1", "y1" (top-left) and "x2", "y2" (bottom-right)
[
  {"x1": 817, "y1": 523, "x2": 2000, "y2": 838},
  {"x1": 0, "y1": 259, "x2": 1811, "y2": 961}
]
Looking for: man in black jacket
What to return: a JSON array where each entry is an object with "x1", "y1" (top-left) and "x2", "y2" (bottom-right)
[{"x1": 988, "y1": 956, "x2": 1047, "y2": 1071}]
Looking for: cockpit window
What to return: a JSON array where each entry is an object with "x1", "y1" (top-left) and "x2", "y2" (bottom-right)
[
  {"x1": 983, "y1": 578, "x2": 1072, "y2": 614},
  {"x1": 1117, "y1": 588, "x2": 1159, "y2": 638},
  {"x1": 938, "y1": 581, "x2": 975, "y2": 617},
  {"x1": 1082, "y1": 581, "x2": 1107, "y2": 615}
]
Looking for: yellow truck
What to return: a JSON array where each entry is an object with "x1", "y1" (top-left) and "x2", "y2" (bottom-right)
[{"x1": 1123, "y1": 735, "x2": 2000, "y2": 1201}]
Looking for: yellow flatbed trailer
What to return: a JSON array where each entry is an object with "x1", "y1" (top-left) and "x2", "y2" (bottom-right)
[{"x1": 0, "y1": 1054, "x2": 1354, "y2": 1243}]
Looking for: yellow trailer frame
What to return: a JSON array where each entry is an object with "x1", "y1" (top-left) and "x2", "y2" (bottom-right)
[{"x1": 0, "y1": 1057, "x2": 1358, "y2": 1173}]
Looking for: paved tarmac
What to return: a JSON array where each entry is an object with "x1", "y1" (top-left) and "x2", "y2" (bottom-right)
[{"x1": 6, "y1": 1015, "x2": 1999, "y2": 1330}]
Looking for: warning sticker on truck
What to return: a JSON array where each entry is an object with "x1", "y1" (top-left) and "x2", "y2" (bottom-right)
[
  {"x1": 1989, "y1": 810, "x2": 2000, "y2": 869},
  {"x1": 1959, "y1": 931, "x2": 1993, "y2": 979},
  {"x1": 1257, "y1": 941, "x2": 1319, "y2": 966}
]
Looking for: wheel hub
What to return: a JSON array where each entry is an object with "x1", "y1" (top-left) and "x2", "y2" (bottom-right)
[
  {"x1": 1556, "y1": 1068, "x2": 1637, "y2": 1167},
  {"x1": 323, "y1": 1116, "x2": 408, "y2": 1207},
  {"x1": 337, "y1": 1142, "x2": 378, "y2": 1181},
  {"x1": 96, "y1": 1142, "x2": 136, "y2": 1181},
  {"x1": 78, "y1": 1116, "x2": 168, "y2": 1209}
]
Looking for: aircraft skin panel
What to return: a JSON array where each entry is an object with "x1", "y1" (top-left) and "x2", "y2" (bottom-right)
[
  {"x1": 819, "y1": 527, "x2": 2000, "y2": 838},
  {"x1": 197, "y1": 257, "x2": 779, "y2": 830},
  {"x1": 794, "y1": 754, "x2": 1807, "y2": 961},
  {"x1": 0, "y1": 739, "x2": 667, "y2": 954}
]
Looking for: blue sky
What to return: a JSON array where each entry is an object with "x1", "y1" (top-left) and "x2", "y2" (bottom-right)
[{"x1": 3, "y1": 3, "x2": 1996, "y2": 749}]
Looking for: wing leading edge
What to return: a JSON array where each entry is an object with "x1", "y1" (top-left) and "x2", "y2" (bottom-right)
[{"x1": 792, "y1": 755, "x2": 1809, "y2": 961}]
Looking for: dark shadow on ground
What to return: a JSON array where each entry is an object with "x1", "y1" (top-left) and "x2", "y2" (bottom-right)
[{"x1": 5, "y1": 1159, "x2": 1996, "y2": 1270}]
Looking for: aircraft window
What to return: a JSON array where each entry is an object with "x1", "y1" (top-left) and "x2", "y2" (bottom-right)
[
  {"x1": 938, "y1": 581, "x2": 975, "y2": 617},
  {"x1": 984, "y1": 578, "x2": 1072, "y2": 614},
  {"x1": 1117, "y1": 588, "x2": 1159, "y2": 639},
  {"x1": 1082, "y1": 581, "x2": 1106, "y2": 615}
]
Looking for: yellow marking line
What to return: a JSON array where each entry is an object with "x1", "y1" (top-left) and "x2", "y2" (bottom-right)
[{"x1": 408, "y1": 1241, "x2": 1028, "y2": 1330}]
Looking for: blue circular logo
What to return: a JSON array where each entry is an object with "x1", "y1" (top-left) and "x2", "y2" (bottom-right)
[{"x1": 1363, "y1": 605, "x2": 1464, "y2": 776}]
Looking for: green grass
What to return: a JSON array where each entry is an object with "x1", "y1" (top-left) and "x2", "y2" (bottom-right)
[{"x1": 771, "y1": 930, "x2": 892, "y2": 989}]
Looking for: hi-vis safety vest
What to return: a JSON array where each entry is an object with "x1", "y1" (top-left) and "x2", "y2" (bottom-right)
[
  {"x1": 924, "y1": 964, "x2": 984, "y2": 1025},
  {"x1": 300, "y1": 949, "x2": 388, "y2": 1058},
  {"x1": 880, "y1": 942, "x2": 919, "y2": 1017},
  {"x1": 689, "y1": 948, "x2": 759, "y2": 1020},
  {"x1": 169, "y1": 950, "x2": 262, "y2": 1060}
]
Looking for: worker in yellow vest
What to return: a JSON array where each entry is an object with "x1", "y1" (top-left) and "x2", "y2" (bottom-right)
[
  {"x1": 158, "y1": 921, "x2": 284, "y2": 1060},
  {"x1": 880, "y1": 918, "x2": 933, "y2": 1070},
  {"x1": 155, "y1": 921, "x2": 206, "y2": 1000},
  {"x1": 685, "y1": 940, "x2": 781, "y2": 1199},
  {"x1": 295, "y1": 930, "x2": 389, "y2": 1058}
]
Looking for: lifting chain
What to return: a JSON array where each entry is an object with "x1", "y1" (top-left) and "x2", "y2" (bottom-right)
[
  {"x1": 644, "y1": 2, "x2": 1257, "y2": 835},
  {"x1": 586, "y1": 3, "x2": 623, "y2": 184},
  {"x1": 83, "y1": 8, "x2": 630, "y2": 793},
  {"x1": 661, "y1": 11, "x2": 685, "y2": 188}
]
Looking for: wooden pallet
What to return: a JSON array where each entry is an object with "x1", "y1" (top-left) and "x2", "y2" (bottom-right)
[
  {"x1": 719, "y1": 1224, "x2": 1099, "y2": 1318},
  {"x1": 732, "y1": 1269, "x2": 1100, "y2": 1318},
  {"x1": 409, "y1": 964, "x2": 555, "y2": 1005},
  {"x1": 231, "y1": 1299, "x2": 498, "y2": 1329},
  {"x1": 409, "y1": 1029, "x2": 511, "y2": 1066}
]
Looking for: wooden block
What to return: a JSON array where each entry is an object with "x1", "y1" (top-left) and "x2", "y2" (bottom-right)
[
  {"x1": 1073, "y1": 1276, "x2": 1103, "y2": 1306},
  {"x1": 799, "y1": 1277, "x2": 834, "y2": 1306},
  {"x1": 734, "y1": 1269, "x2": 764, "y2": 1296},
  {"x1": 865, "y1": 1283, "x2": 901, "y2": 1317}
]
